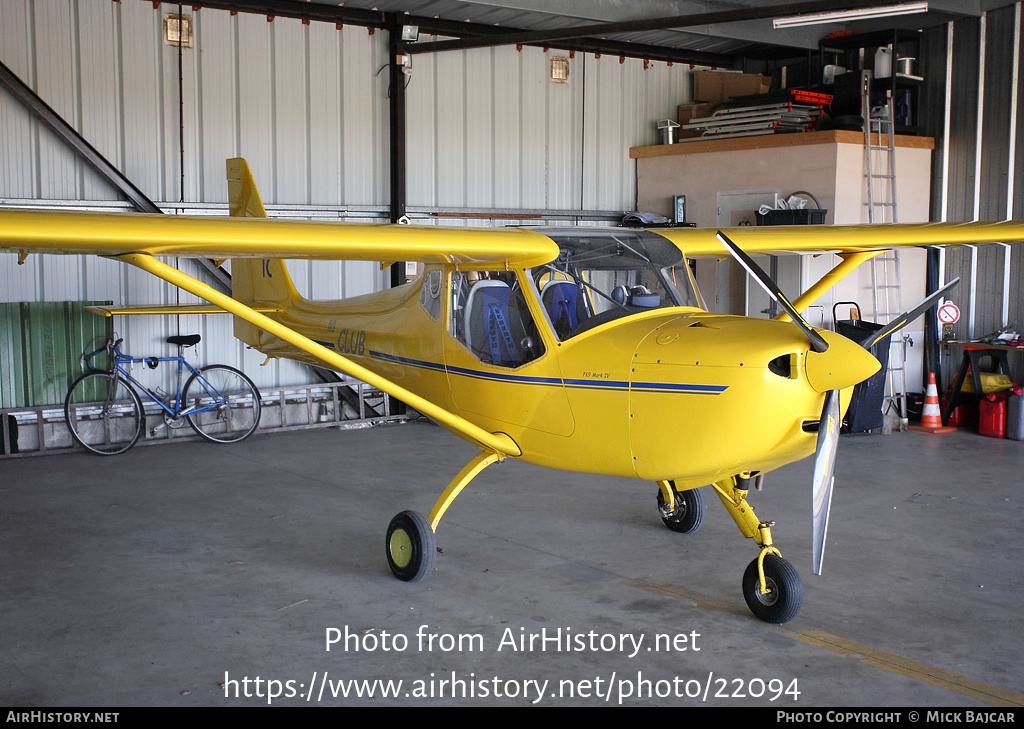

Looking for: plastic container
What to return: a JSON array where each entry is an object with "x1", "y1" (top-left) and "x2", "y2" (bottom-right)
[
  {"x1": 757, "y1": 191, "x2": 828, "y2": 226},
  {"x1": 875, "y1": 46, "x2": 892, "y2": 79},
  {"x1": 756, "y1": 209, "x2": 828, "y2": 225},
  {"x1": 979, "y1": 392, "x2": 1008, "y2": 439},
  {"x1": 1007, "y1": 386, "x2": 1024, "y2": 441}
]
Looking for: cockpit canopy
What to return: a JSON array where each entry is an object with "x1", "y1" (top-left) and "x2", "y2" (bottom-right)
[
  {"x1": 423, "y1": 227, "x2": 705, "y2": 371},
  {"x1": 528, "y1": 228, "x2": 702, "y2": 340}
]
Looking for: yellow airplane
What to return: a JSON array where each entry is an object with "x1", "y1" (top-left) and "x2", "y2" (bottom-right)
[{"x1": 2, "y1": 158, "x2": 1021, "y2": 624}]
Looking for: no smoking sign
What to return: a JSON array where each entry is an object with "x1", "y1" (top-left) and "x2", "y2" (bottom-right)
[{"x1": 937, "y1": 302, "x2": 960, "y2": 325}]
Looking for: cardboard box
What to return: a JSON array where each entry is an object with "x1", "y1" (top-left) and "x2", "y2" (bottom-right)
[
  {"x1": 677, "y1": 102, "x2": 715, "y2": 138},
  {"x1": 693, "y1": 70, "x2": 771, "y2": 105},
  {"x1": 678, "y1": 102, "x2": 715, "y2": 125}
]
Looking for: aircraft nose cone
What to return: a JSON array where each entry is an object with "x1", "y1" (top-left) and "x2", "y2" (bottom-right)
[{"x1": 804, "y1": 330, "x2": 881, "y2": 393}]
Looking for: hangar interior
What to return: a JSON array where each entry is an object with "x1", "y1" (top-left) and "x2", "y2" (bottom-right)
[{"x1": 1, "y1": 0, "x2": 1023, "y2": 708}]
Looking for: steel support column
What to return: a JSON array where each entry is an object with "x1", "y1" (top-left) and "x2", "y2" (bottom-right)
[{"x1": 387, "y1": 14, "x2": 408, "y2": 289}]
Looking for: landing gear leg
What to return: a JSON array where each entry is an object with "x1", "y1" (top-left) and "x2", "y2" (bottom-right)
[
  {"x1": 386, "y1": 450, "x2": 503, "y2": 582},
  {"x1": 712, "y1": 474, "x2": 803, "y2": 624}
]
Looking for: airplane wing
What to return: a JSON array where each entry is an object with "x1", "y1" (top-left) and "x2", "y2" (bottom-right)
[
  {"x1": 83, "y1": 304, "x2": 282, "y2": 317},
  {"x1": 0, "y1": 208, "x2": 559, "y2": 268},
  {"x1": 659, "y1": 220, "x2": 1024, "y2": 257},
  {"x1": 2, "y1": 208, "x2": 1021, "y2": 265}
]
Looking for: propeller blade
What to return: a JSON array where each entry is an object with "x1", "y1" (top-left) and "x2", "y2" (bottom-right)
[
  {"x1": 716, "y1": 230, "x2": 829, "y2": 353},
  {"x1": 811, "y1": 388, "x2": 840, "y2": 575},
  {"x1": 859, "y1": 277, "x2": 961, "y2": 351}
]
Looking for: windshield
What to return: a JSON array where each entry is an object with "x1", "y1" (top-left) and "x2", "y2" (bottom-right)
[{"x1": 527, "y1": 228, "x2": 702, "y2": 340}]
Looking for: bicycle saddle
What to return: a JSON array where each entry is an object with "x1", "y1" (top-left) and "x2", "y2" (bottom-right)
[{"x1": 167, "y1": 334, "x2": 201, "y2": 347}]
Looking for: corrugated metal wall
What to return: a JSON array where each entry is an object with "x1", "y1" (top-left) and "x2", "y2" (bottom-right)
[
  {"x1": 0, "y1": 301, "x2": 110, "y2": 408},
  {"x1": 925, "y1": 4, "x2": 1024, "y2": 362},
  {"x1": 0, "y1": 0, "x2": 696, "y2": 404}
]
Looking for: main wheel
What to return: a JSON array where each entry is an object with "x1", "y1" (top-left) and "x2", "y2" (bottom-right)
[
  {"x1": 657, "y1": 483, "x2": 707, "y2": 533},
  {"x1": 742, "y1": 553, "x2": 803, "y2": 624},
  {"x1": 386, "y1": 510, "x2": 436, "y2": 582},
  {"x1": 64, "y1": 372, "x2": 144, "y2": 455},
  {"x1": 182, "y1": 365, "x2": 261, "y2": 444}
]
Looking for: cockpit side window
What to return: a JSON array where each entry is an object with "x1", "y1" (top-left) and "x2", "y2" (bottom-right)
[
  {"x1": 419, "y1": 269, "x2": 443, "y2": 322},
  {"x1": 449, "y1": 270, "x2": 545, "y2": 368}
]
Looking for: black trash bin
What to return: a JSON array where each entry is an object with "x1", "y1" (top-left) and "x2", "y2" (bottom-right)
[
  {"x1": 833, "y1": 302, "x2": 891, "y2": 433},
  {"x1": 1, "y1": 414, "x2": 18, "y2": 455}
]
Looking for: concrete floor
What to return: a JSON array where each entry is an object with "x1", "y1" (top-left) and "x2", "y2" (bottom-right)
[{"x1": 1, "y1": 419, "x2": 1022, "y2": 708}]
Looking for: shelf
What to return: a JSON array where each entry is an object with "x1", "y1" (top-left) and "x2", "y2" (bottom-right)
[{"x1": 629, "y1": 129, "x2": 934, "y2": 159}]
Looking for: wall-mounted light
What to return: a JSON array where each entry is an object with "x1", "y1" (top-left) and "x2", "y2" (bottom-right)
[
  {"x1": 550, "y1": 56, "x2": 570, "y2": 83},
  {"x1": 401, "y1": 25, "x2": 420, "y2": 42},
  {"x1": 163, "y1": 13, "x2": 193, "y2": 48},
  {"x1": 773, "y1": 2, "x2": 928, "y2": 29}
]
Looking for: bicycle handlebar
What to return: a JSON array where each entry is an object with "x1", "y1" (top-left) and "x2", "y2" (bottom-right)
[{"x1": 81, "y1": 338, "x2": 124, "y2": 372}]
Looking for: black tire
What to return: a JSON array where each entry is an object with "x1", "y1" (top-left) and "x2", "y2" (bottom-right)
[
  {"x1": 386, "y1": 510, "x2": 437, "y2": 582},
  {"x1": 64, "y1": 372, "x2": 144, "y2": 455},
  {"x1": 182, "y1": 365, "x2": 261, "y2": 444},
  {"x1": 742, "y1": 553, "x2": 803, "y2": 624},
  {"x1": 657, "y1": 483, "x2": 707, "y2": 533}
]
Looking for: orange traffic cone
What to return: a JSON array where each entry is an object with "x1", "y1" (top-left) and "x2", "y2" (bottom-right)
[{"x1": 909, "y1": 372, "x2": 956, "y2": 433}]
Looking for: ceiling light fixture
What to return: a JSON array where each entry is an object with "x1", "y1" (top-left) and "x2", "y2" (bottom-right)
[{"x1": 773, "y1": 2, "x2": 929, "y2": 29}]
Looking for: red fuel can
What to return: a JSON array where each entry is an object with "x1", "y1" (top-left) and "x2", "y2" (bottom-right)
[
  {"x1": 942, "y1": 391, "x2": 977, "y2": 427},
  {"x1": 979, "y1": 392, "x2": 1008, "y2": 439}
]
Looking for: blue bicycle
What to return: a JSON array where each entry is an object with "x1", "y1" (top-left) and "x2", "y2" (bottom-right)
[{"x1": 64, "y1": 335, "x2": 262, "y2": 455}]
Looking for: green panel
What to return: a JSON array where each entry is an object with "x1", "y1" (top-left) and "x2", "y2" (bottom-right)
[
  {"x1": 0, "y1": 301, "x2": 111, "y2": 408},
  {"x1": 0, "y1": 305, "x2": 28, "y2": 409}
]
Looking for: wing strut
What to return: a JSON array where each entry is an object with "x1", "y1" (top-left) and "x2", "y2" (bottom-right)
[
  {"x1": 117, "y1": 252, "x2": 521, "y2": 458},
  {"x1": 774, "y1": 251, "x2": 881, "y2": 324}
]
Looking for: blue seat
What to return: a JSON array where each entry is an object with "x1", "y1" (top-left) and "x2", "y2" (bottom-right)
[
  {"x1": 465, "y1": 280, "x2": 521, "y2": 366},
  {"x1": 543, "y1": 280, "x2": 582, "y2": 338}
]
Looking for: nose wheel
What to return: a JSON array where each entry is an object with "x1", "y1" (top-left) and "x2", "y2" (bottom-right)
[
  {"x1": 742, "y1": 552, "x2": 803, "y2": 624},
  {"x1": 711, "y1": 476, "x2": 804, "y2": 623}
]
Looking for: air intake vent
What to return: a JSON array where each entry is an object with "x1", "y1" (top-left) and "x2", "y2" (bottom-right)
[{"x1": 768, "y1": 354, "x2": 793, "y2": 378}]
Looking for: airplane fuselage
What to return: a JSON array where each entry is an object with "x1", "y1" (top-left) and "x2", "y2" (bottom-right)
[{"x1": 240, "y1": 262, "x2": 864, "y2": 491}]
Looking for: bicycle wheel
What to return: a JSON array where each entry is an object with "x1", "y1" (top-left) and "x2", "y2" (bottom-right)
[
  {"x1": 182, "y1": 365, "x2": 262, "y2": 444},
  {"x1": 64, "y1": 372, "x2": 144, "y2": 455}
]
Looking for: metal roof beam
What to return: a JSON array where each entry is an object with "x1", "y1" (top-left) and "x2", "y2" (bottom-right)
[
  {"x1": 183, "y1": 0, "x2": 389, "y2": 28},
  {"x1": 407, "y1": 16, "x2": 732, "y2": 64},
  {"x1": 184, "y1": 0, "x2": 732, "y2": 64},
  {"x1": 401, "y1": 0, "x2": 915, "y2": 55}
]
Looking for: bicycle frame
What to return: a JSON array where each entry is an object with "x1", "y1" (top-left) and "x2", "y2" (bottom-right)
[{"x1": 83, "y1": 339, "x2": 223, "y2": 419}]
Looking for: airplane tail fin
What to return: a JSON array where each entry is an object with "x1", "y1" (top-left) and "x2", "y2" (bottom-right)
[{"x1": 227, "y1": 158, "x2": 300, "y2": 348}]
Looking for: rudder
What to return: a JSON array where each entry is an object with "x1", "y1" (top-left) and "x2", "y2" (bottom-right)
[{"x1": 227, "y1": 158, "x2": 300, "y2": 348}]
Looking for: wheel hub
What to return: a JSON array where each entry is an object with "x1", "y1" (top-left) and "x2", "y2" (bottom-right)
[
  {"x1": 754, "y1": 577, "x2": 779, "y2": 606},
  {"x1": 389, "y1": 529, "x2": 413, "y2": 569},
  {"x1": 657, "y1": 491, "x2": 686, "y2": 519}
]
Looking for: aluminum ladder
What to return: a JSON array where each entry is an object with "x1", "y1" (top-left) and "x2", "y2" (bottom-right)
[{"x1": 862, "y1": 71, "x2": 908, "y2": 424}]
